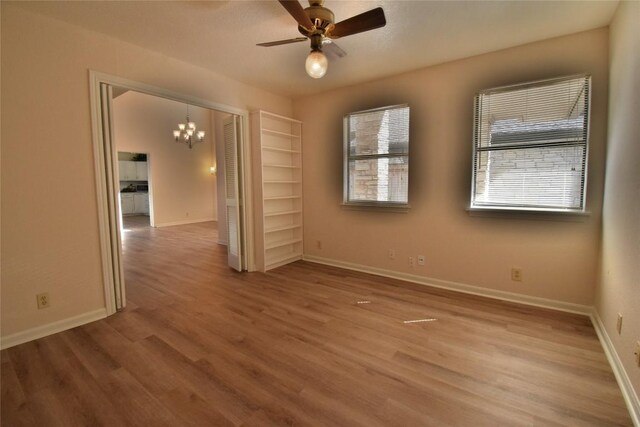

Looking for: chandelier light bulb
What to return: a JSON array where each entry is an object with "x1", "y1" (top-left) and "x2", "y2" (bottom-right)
[
  {"x1": 178, "y1": 123, "x2": 186, "y2": 131},
  {"x1": 188, "y1": 122, "x2": 196, "y2": 129},
  {"x1": 197, "y1": 131, "x2": 205, "y2": 140},
  {"x1": 186, "y1": 129, "x2": 194, "y2": 136},
  {"x1": 173, "y1": 130, "x2": 181, "y2": 139},
  {"x1": 305, "y1": 50, "x2": 328, "y2": 79}
]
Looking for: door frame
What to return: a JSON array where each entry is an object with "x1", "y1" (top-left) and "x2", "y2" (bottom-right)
[{"x1": 89, "y1": 70, "x2": 255, "y2": 316}]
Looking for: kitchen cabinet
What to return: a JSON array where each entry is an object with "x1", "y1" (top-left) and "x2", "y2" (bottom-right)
[
  {"x1": 118, "y1": 160, "x2": 148, "y2": 181},
  {"x1": 120, "y1": 193, "x2": 134, "y2": 215},
  {"x1": 120, "y1": 193, "x2": 149, "y2": 215},
  {"x1": 133, "y1": 193, "x2": 149, "y2": 214},
  {"x1": 135, "y1": 162, "x2": 148, "y2": 180}
]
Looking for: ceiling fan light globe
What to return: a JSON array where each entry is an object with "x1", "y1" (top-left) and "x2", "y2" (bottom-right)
[{"x1": 305, "y1": 51, "x2": 328, "y2": 78}]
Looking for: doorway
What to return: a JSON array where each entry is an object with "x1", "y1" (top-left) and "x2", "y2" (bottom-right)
[
  {"x1": 90, "y1": 71, "x2": 253, "y2": 315},
  {"x1": 117, "y1": 151, "x2": 152, "y2": 231}
]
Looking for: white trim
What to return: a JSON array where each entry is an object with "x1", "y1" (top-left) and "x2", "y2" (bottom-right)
[
  {"x1": 154, "y1": 217, "x2": 216, "y2": 228},
  {"x1": 0, "y1": 308, "x2": 107, "y2": 350},
  {"x1": 590, "y1": 310, "x2": 640, "y2": 426},
  {"x1": 302, "y1": 255, "x2": 591, "y2": 315}
]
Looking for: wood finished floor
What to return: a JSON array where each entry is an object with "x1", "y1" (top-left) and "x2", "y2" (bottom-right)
[{"x1": 1, "y1": 219, "x2": 632, "y2": 426}]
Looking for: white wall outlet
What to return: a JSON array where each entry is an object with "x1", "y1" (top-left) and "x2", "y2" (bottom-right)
[
  {"x1": 317, "y1": 240, "x2": 322, "y2": 249},
  {"x1": 388, "y1": 249, "x2": 396, "y2": 260},
  {"x1": 417, "y1": 255, "x2": 425, "y2": 266},
  {"x1": 409, "y1": 256, "x2": 415, "y2": 267},
  {"x1": 616, "y1": 313, "x2": 623, "y2": 334},
  {"x1": 36, "y1": 293, "x2": 50, "y2": 309},
  {"x1": 511, "y1": 268, "x2": 523, "y2": 282}
]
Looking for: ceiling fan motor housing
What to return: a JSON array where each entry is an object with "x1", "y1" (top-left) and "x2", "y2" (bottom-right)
[{"x1": 298, "y1": 0, "x2": 335, "y2": 38}]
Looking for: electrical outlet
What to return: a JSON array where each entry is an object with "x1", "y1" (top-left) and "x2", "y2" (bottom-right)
[
  {"x1": 616, "y1": 313, "x2": 623, "y2": 334},
  {"x1": 409, "y1": 256, "x2": 415, "y2": 267},
  {"x1": 635, "y1": 342, "x2": 640, "y2": 368},
  {"x1": 186, "y1": 212, "x2": 189, "y2": 217},
  {"x1": 317, "y1": 240, "x2": 322, "y2": 249},
  {"x1": 511, "y1": 268, "x2": 523, "y2": 282},
  {"x1": 36, "y1": 293, "x2": 50, "y2": 309},
  {"x1": 388, "y1": 249, "x2": 396, "y2": 260},
  {"x1": 417, "y1": 255, "x2": 425, "y2": 266}
]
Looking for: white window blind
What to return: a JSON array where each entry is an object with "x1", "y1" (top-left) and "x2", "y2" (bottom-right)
[
  {"x1": 344, "y1": 105, "x2": 410, "y2": 206},
  {"x1": 471, "y1": 75, "x2": 591, "y2": 212}
]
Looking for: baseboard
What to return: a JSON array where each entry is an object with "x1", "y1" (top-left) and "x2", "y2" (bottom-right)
[
  {"x1": 590, "y1": 310, "x2": 640, "y2": 426},
  {"x1": 0, "y1": 308, "x2": 107, "y2": 350},
  {"x1": 217, "y1": 239, "x2": 228, "y2": 246},
  {"x1": 154, "y1": 217, "x2": 216, "y2": 228},
  {"x1": 302, "y1": 255, "x2": 591, "y2": 315}
]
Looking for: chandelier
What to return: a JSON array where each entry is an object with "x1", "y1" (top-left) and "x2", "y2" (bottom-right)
[{"x1": 173, "y1": 105, "x2": 205, "y2": 149}]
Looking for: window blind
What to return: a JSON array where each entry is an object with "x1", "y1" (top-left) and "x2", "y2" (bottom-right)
[
  {"x1": 344, "y1": 105, "x2": 410, "y2": 205},
  {"x1": 471, "y1": 75, "x2": 590, "y2": 211}
]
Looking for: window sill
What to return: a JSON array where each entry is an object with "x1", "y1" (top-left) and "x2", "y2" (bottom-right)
[
  {"x1": 341, "y1": 202, "x2": 411, "y2": 213},
  {"x1": 467, "y1": 206, "x2": 591, "y2": 221}
]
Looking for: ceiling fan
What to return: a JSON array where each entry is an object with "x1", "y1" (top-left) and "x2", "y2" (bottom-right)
[{"x1": 257, "y1": 0, "x2": 387, "y2": 78}]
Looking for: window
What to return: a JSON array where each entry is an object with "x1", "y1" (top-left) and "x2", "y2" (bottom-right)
[
  {"x1": 471, "y1": 75, "x2": 591, "y2": 212},
  {"x1": 343, "y1": 105, "x2": 410, "y2": 207}
]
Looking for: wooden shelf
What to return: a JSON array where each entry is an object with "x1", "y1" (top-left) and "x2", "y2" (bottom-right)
[
  {"x1": 253, "y1": 110, "x2": 303, "y2": 273},
  {"x1": 262, "y1": 128, "x2": 301, "y2": 138},
  {"x1": 262, "y1": 146, "x2": 300, "y2": 154},
  {"x1": 265, "y1": 238, "x2": 302, "y2": 250},
  {"x1": 260, "y1": 110, "x2": 302, "y2": 124},
  {"x1": 265, "y1": 253, "x2": 302, "y2": 270},
  {"x1": 264, "y1": 209, "x2": 302, "y2": 217},
  {"x1": 265, "y1": 224, "x2": 302, "y2": 234},
  {"x1": 263, "y1": 164, "x2": 301, "y2": 169},
  {"x1": 264, "y1": 195, "x2": 301, "y2": 201},
  {"x1": 264, "y1": 180, "x2": 301, "y2": 184}
]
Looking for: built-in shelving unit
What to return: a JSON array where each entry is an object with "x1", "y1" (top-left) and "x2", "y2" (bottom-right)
[{"x1": 251, "y1": 110, "x2": 303, "y2": 271}]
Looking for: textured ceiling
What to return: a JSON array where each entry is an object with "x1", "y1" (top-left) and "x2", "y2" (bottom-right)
[{"x1": 14, "y1": 1, "x2": 618, "y2": 98}]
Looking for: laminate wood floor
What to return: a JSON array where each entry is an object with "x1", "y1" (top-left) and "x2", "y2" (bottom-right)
[{"x1": 1, "y1": 221, "x2": 633, "y2": 426}]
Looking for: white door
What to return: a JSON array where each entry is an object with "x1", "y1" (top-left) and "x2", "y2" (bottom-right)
[
  {"x1": 100, "y1": 83, "x2": 126, "y2": 310},
  {"x1": 223, "y1": 115, "x2": 243, "y2": 272}
]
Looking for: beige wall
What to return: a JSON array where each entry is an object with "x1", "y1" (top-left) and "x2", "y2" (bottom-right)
[
  {"x1": 0, "y1": 4, "x2": 292, "y2": 338},
  {"x1": 294, "y1": 28, "x2": 609, "y2": 306},
  {"x1": 113, "y1": 91, "x2": 218, "y2": 226},
  {"x1": 597, "y1": 0, "x2": 640, "y2": 398}
]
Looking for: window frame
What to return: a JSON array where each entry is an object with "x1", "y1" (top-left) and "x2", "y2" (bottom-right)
[
  {"x1": 342, "y1": 104, "x2": 410, "y2": 209},
  {"x1": 469, "y1": 74, "x2": 591, "y2": 214}
]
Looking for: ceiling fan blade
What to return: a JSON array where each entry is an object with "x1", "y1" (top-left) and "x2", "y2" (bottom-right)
[
  {"x1": 323, "y1": 40, "x2": 347, "y2": 61},
  {"x1": 278, "y1": 0, "x2": 315, "y2": 30},
  {"x1": 329, "y1": 7, "x2": 386, "y2": 39},
  {"x1": 257, "y1": 37, "x2": 308, "y2": 47}
]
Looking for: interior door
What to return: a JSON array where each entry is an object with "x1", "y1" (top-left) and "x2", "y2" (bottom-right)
[
  {"x1": 223, "y1": 115, "x2": 243, "y2": 271},
  {"x1": 99, "y1": 83, "x2": 126, "y2": 310}
]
